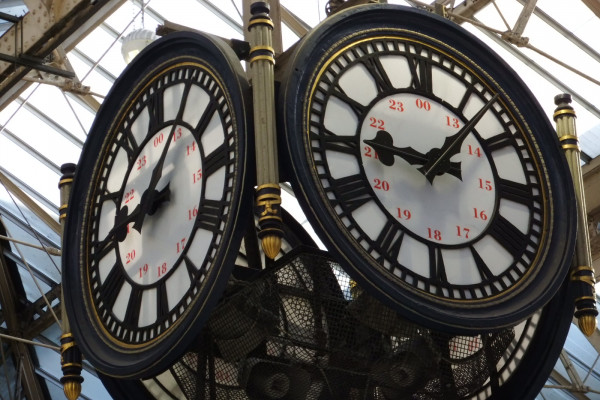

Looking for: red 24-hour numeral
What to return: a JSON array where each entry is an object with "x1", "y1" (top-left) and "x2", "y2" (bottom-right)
[
  {"x1": 172, "y1": 127, "x2": 183, "y2": 142},
  {"x1": 364, "y1": 145, "x2": 379, "y2": 159},
  {"x1": 457, "y1": 226, "x2": 470, "y2": 239},
  {"x1": 188, "y1": 206, "x2": 198, "y2": 221},
  {"x1": 124, "y1": 189, "x2": 135, "y2": 204},
  {"x1": 187, "y1": 142, "x2": 197, "y2": 156},
  {"x1": 192, "y1": 169, "x2": 202, "y2": 184},
  {"x1": 369, "y1": 117, "x2": 385, "y2": 130},
  {"x1": 473, "y1": 208, "x2": 488, "y2": 220},
  {"x1": 125, "y1": 250, "x2": 136, "y2": 264},
  {"x1": 157, "y1": 263, "x2": 168, "y2": 277},
  {"x1": 397, "y1": 208, "x2": 412, "y2": 220},
  {"x1": 153, "y1": 132, "x2": 164, "y2": 148},
  {"x1": 373, "y1": 178, "x2": 390, "y2": 191},
  {"x1": 428, "y1": 228, "x2": 442, "y2": 241},
  {"x1": 415, "y1": 98, "x2": 431, "y2": 110},
  {"x1": 176, "y1": 237, "x2": 186, "y2": 253},
  {"x1": 388, "y1": 99, "x2": 405, "y2": 112},
  {"x1": 136, "y1": 155, "x2": 147, "y2": 170},
  {"x1": 138, "y1": 263, "x2": 149, "y2": 278},
  {"x1": 478, "y1": 179, "x2": 493, "y2": 191},
  {"x1": 446, "y1": 116, "x2": 460, "y2": 128},
  {"x1": 467, "y1": 145, "x2": 482, "y2": 157}
]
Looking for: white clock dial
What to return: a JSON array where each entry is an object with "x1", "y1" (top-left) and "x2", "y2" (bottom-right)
[
  {"x1": 282, "y1": 4, "x2": 575, "y2": 332},
  {"x1": 63, "y1": 32, "x2": 251, "y2": 378},
  {"x1": 359, "y1": 93, "x2": 497, "y2": 247}
]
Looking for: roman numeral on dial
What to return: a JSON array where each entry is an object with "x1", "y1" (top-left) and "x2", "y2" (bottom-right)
[
  {"x1": 359, "y1": 52, "x2": 394, "y2": 93},
  {"x1": 331, "y1": 86, "x2": 367, "y2": 116},
  {"x1": 488, "y1": 215, "x2": 527, "y2": 258},
  {"x1": 328, "y1": 174, "x2": 373, "y2": 214},
  {"x1": 156, "y1": 281, "x2": 170, "y2": 322},
  {"x1": 203, "y1": 143, "x2": 229, "y2": 177},
  {"x1": 147, "y1": 86, "x2": 164, "y2": 133},
  {"x1": 373, "y1": 220, "x2": 404, "y2": 264},
  {"x1": 311, "y1": 130, "x2": 358, "y2": 155},
  {"x1": 429, "y1": 246, "x2": 448, "y2": 292},
  {"x1": 95, "y1": 265, "x2": 125, "y2": 313},
  {"x1": 406, "y1": 46, "x2": 433, "y2": 94},
  {"x1": 483, "y1": 132, "x2": 513, "y2": 152},
  {"x1": 123, "y1": 286, "x2": 143, "y2": 328},
  {"x1": 470, "y1": 246, "x2": 496, "y2": 284},
  {"x1": 194, "y1": 99, "x2": 220, "y2": 138},
  {"x1": 498, "y1": 178, "x2": 537, "y2": 206},
  {"x1": 195, "y1": 200, "x2": 225, "y2": 233}
]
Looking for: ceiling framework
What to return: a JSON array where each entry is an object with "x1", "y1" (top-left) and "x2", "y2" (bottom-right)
[
  {"x1": 0, "y1": 0, "x2": 125, "y2": 111},
  {"x1": 0, "y1": 0, "x2": 598, "y2": 398}
]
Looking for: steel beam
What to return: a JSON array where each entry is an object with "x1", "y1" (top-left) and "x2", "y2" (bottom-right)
[{"x1": 0, "y1": 0, "x2": 126, "y2": 110}]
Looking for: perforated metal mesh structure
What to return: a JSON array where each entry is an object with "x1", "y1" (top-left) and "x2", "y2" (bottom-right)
[{"x1": 153, "y1": 247, "x2": 515, "y2": 400}]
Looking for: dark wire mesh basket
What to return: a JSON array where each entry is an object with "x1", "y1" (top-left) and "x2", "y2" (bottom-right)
[{"x1": 154, "y1": 246, "x2": 514, "y2": 400}]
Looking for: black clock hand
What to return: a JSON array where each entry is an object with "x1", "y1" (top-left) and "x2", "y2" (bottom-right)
[
  {"x1": 133, "y1": 84, "x2": 191, "y2": 233},
  {"x1": 92, "y1": 204, "x2": 141, "y2": 256},
  {"x1": 364, "y1": 130, "x2": 462, "y2": 178},
  {"x1": 93, "y1": 183, "x2": 172, "y2": 255},
  {"x1": 364, "y1": 130, "x2": 428, "y2": 166},
  {"x1": 133, "y1": 126, "x2": 178, "y2": 232},
  {"x1": 422, "y1": 93, "x2": 499, "y2": 182},
  {"x1": 132, "y1": 181, "x2": 171, "y2": 233}
]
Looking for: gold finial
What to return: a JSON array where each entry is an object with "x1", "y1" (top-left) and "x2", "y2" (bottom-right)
[
  {"x1": 63, "y1": 380, "x2": 82, "y2": 400},
  {"x1": 578, "y1": 314, "x2": 597, "y2": 337},
  {"x1": 261, "y1": 234, "x2": 282, "y2": 259}
]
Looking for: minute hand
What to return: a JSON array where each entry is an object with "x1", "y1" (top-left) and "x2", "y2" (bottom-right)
[{"x1": 423, "y1": 93, "x2": 499, "y2": 181}]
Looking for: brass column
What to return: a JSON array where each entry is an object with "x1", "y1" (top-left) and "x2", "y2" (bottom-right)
[
  {"x1": 248, "y1": 1, "x2": 283, "y2": 259},
  {"x1": 554, "y1": 93, "x2": 598, "y2": 336},
  {"x1": 58, "y1": 163, "x2": 84, "y2": 400}
]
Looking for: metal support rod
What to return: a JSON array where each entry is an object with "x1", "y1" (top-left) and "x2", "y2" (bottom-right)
[
  {"x1": 0, "y1": 169, "x2": 61, "y2": 235},
  {"x1": 0, "y1": 333, "x2": 60, "y2": 351},
  {"x1": 0, "y1": 234, "x2": 60, "y2": 256},
  {"x1": 248, "y1": 1, "x2": 283, "y2": 259},
  {"x1": 512, "y1": 0, "x2": 538, "y2": 36},
  {"x1": 554, "y1": 93, "x2": 598, "y2": 337},
  {"x1": 57, "y1": 163, "x2": 83, "y2": 400},
  {"x1": 559, "y1": 350, "x2": 585, "y2": 390}
]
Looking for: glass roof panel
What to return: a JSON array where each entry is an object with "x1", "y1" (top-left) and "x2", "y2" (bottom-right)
[{"x1": 24, "y1": 86, "x2": 89, "y2": 145}]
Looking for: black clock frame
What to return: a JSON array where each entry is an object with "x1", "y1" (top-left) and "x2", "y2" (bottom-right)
[
  {"x1": 62, "y1": 31, "x2": 253, "y2": 378},
  {"x1": 280, "y1": 4, "x2": 576, "y2": 332}
]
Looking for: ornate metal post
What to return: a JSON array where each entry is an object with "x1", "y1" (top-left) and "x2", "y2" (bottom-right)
[
  {"x1": 58, "y1": 163, "x2": 84, "y2": 400},
  {"x1": 554, "y1": 93, "x2": 598, "y2": 336},
  {"x1": 248, "y1": 1, "x2": 283, "y2": 259}
]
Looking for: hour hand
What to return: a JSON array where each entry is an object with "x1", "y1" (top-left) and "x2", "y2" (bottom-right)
[
  {"x1": 132, "y1": 183, "x2": 171, "y2": 233},
  {"x1": 363, "y1": 130, "x2": 428, "y2": 167}
]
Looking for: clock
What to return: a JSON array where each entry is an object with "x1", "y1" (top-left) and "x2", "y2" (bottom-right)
[
  {"x1": 62, "y1": 31, "x2": 252, "y2": 378},
  {"x1": 280, "y1": 4, "x2": 576, "y2": 332}
]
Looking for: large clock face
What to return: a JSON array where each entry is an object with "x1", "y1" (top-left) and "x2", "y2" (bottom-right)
[
  {"x1": 63, "y1": 32, "x2": 251, "y2": 378},
  {"x1": 281, "y1": 5, "x2": 575, "y2": 332}
]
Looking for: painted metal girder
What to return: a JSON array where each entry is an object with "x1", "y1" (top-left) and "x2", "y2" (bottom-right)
[{"x1": 0, "y1": 0, "x2": 125, "y2": 109}]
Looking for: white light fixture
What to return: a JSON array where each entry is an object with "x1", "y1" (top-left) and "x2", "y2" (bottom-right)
[{"x1": 121, "y1": 28, "x2": 157, "y2": 64}]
